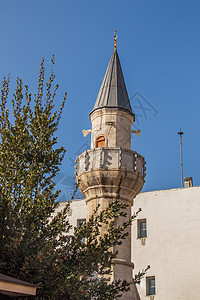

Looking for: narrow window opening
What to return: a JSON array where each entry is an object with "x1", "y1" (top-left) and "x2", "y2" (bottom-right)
[
  {"x1": 95, "y1": 135, "x2": 105, "y2": 148},
  {"x1": 77, "y1": 218, "x2": 86, "y2": 227},
  {"x1": 146, "y1": 276, "x2": 156, "y2": 296},
  {"x1": 137, "y1": 219, "x2": 147, "y2": 238}
]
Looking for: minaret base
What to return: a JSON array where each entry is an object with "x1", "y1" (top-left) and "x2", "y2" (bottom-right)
[
  {"x1": 113, "y1": 261, "x2": 140, "y2": 300},
  {"x1": 120, "y1": 284, "x2": 141, "y2": 300}
]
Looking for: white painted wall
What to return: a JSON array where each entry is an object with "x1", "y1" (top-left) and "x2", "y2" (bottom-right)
[
  {"x1": 57, "y1": 186, "x2": 200, "y2": 300},
  {"x1": 132, "y1": 186, "x2": 200, "y2": 300}
]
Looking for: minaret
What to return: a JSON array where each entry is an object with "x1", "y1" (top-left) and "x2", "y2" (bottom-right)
[{"x1": 76, "y1": 32, "x2": 146, "y2": 300}]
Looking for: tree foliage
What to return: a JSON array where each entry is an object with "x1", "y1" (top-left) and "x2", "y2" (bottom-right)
[{"x1": 0, "y1": 58, "x2": 148, "y2": 299}]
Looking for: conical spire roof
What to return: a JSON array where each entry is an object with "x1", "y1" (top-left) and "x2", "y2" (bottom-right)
[{"x1": 90, "y1": 49, "x2": 134, "y2": 117}]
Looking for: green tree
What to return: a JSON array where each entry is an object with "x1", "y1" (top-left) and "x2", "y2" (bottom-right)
[{"x1": 0, "y1": 58, "x2": 148, "y2": 299}]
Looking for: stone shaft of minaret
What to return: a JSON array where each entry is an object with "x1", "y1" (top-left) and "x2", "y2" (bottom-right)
[{"x1": 76, "y1": 47, "x2": 146, "y2": 300}]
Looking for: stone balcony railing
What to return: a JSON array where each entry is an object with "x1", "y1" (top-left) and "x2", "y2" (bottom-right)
[{"x1": 75, "y1": 147, "x2": 146, "y2": 180}]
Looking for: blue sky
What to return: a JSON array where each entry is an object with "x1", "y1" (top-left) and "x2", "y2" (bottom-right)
[{"x1": 0, "y1": 0, "x2": 200, "y2": 198}]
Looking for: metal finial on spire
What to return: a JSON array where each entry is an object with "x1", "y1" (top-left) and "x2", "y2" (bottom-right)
[{"x1": 114, "y1": 29, "x2": 118, "y2": 51}]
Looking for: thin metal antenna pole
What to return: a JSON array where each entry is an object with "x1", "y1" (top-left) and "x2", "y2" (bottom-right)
[{"x1": 178, "y1": 129, "x2": 184, "y2": 187}]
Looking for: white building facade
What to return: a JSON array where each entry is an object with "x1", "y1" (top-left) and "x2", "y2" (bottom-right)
[
  {"x1": 58, "y1": 184, "x2": 200, "y2": 299},
  {"x1": 132, "y1": 185, "x2": 200, "y2": 300}
]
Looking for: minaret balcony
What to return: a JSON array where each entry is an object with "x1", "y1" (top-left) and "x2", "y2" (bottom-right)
[{"x1": 75, "y1": 147, "x2": 146, "y2": 180}]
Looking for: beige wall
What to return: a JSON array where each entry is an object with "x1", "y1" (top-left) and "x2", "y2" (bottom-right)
[
  {"x1": 132, "y1": 186, "x2": 200, "y2": 300},
  {"x1": 57, "y1": 186, "x2": 200, "y2": 300}
]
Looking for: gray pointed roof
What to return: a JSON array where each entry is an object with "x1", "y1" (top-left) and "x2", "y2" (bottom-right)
[{"x1": 90, "y1": 50, "x2": 134, "y2": 118}]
